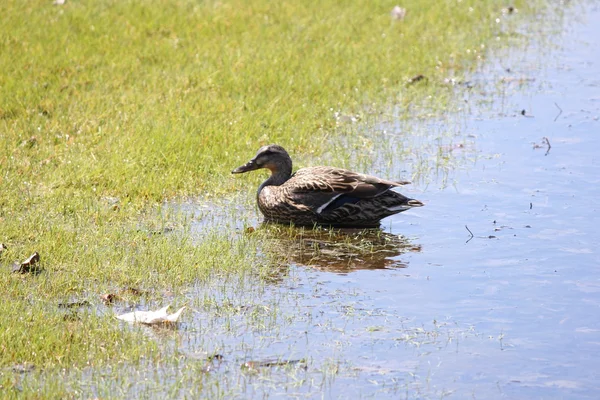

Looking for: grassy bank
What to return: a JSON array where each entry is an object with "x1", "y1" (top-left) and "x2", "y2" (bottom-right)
[
  {"x1": 1, "y1": 0, "x2": 548, "y2": 396},
  {"x1": 1, "y1": 0, "x2": 531, "y2": 200}
]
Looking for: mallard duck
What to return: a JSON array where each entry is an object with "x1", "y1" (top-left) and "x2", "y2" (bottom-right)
[{"x1": 232, "y1": 145, "x2": 423, "y2": 228}]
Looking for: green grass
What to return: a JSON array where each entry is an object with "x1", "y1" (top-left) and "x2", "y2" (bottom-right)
[
  {"x1": 2, "y1": 0, "x2": 534, "y2": 200},
  {"x1": 0, "y1": 0, "x2": 558, "y2": 397}
]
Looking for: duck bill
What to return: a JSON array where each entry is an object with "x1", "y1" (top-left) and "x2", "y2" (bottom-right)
[
  {"x1": 231, "y1": 160, "x2": 259, "y2": 174},
  {"x1": 407, "y1": 199, "x2": 424, "y2": 207}
]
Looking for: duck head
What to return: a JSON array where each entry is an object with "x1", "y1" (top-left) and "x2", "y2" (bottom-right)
[{"x1": 231, "y1": 144, "x2": 292, "y2": 175}]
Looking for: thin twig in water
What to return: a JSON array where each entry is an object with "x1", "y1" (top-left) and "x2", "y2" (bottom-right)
[
  {"x1": 543, "y1": 136, "x2": 551, "y2": 156},
  {"x1": 553, "y1": 102, "x2": 562, "y2": 122},
  {"x1": 533, "y1": 137, "x2": 552, "y2": 155},
  {"x1": 465, "y1": 225, "x2": 474, "y2": 243}
]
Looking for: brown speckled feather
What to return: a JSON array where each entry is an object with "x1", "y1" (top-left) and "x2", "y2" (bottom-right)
[{"x1": 288, "y1": 167, "x2": 398, "y2": 197}]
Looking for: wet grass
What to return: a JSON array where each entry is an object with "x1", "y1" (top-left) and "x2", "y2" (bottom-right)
[{"x1": 0, "y1": 0, "x2": 566, "y2": 397}]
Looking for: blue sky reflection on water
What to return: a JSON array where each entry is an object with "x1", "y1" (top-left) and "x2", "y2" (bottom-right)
[{"x1": 375, "y1": 3, "x2": 600, "y2": 398}]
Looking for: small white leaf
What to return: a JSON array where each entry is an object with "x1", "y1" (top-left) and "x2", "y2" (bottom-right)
[
  {"x1": 165, "y1": 306, "x2": 186, "y2": 322},
  {"x1": 117, "y1": 305, "x2": 186, "y2": 325}
]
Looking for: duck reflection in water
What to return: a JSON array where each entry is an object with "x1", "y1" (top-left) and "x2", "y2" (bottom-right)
[{"x1": 256, "y1": 225, "x2": 421, "y2": 273}]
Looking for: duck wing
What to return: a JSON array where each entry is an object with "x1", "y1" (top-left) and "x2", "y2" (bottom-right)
[
  {"x1": 288, "y1": 167, "x2": 400, "y2": 197},
  {"x1": 284, "y1": 167, "x2": 405, "y2": 214}
]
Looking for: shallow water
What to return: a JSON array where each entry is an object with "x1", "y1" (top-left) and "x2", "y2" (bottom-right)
[
  {"x1": 165, "y1": 4, "x2": 600, "y2": 399},
  {"x1": 385, "y1": 5, "x2": 600, "y2": 398}
]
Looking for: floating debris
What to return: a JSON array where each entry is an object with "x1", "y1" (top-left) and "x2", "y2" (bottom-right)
[
  {"x1": 100, "y1": 293, "x2": 117, "y2": 305},
  {"x1": 53, "y1": 0, "x2": 66, "y2": 5},
  {"x1": 391, "y1": 6, "x2": 407, "y2": 21},
  {"x1": 465, "y1": 225, "x2": 474, "y2": 243},
  {"x1": 58, "y1": 300, "x2": 91, "y2": 309},
  {"x1": 241, "y1": 358, "x2": 306, "y2": 370},
  {"x1": 116, "y1": 305, "x2": 186, "y2": 325},
  {"x1": 12, "y1": 252, "x2": 41, "y2": 275},
  {"x1": 532, "y1": 137, "x2": 551, "y2": 155},
  {"x1": 520, "y1": 108, "x2": 535, "y2": 118},
  {"x1": 207, "y1": 353, "x2": 224, "y2": 362},
  {"x1": 554, "y1": 102, "x2": 563, "y2": 121}
]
